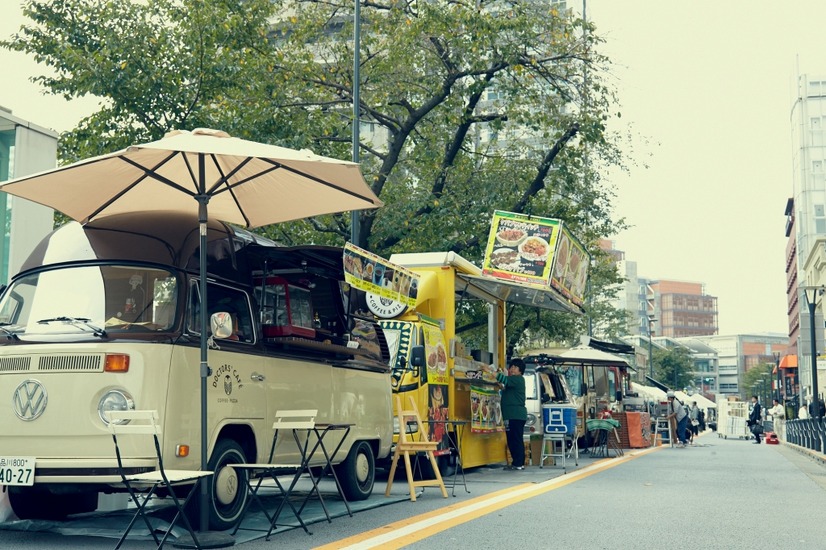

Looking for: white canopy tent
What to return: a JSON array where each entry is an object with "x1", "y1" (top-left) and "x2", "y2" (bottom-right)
[
  {"x1": 677, "y1": 391, "x2": 716, "y2": 410},
  {"x1": 631, "y1": 382, "x2": 666, "y2": 401}
]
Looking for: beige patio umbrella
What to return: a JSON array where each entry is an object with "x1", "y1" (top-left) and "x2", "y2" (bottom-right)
[
  {"x1": 0, "y1": 128, "x2": 381, "y2": 225},
  {"x1": 0, "y1": 128, "x2": 382, "y2": 535}
]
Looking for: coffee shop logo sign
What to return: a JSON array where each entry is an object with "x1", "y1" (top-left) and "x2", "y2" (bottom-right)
[{"x1": 213, "y1": 364, "x2": 243, "y2": 401}]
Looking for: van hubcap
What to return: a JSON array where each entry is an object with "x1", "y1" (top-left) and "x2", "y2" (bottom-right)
[{"x1": 215, "y1": 466, "x2": 238, "y2": 505}]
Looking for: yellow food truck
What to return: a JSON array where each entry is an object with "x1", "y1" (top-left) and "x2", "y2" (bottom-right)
[{"x1": 369, "y1": 251, "x2": 582, "y2": 471}]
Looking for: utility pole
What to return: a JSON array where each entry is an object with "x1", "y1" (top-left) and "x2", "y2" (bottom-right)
[{"x1": 647, "y1": 316, "x2": 656, "y2": 380}]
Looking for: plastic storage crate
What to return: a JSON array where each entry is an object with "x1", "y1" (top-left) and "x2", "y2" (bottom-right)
[{"x1": 543, "y1": 404, "x2": 577, "y2": 434}]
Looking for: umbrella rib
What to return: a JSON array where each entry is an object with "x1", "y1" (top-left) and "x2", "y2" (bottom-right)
[
  {"x1": 81, "y1": 153, "x2": 196, "y2": 222},
  {"x1": 82, "y1": 157, "x2": 175, "y2": 222},
  {"x1": 261, "y1": 158, "x2": 379, "y2": 203},
  {"x1": 119, "y1": 154, "x2": 198, "y2": 196},
  {"x1": 205, "y1": 154, "x2": 253, "y2": 227}
]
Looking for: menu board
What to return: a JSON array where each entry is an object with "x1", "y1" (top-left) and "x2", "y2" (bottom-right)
[
  {"x1": 470, "y1": 385, "x2": 504, "y2": 434},
  {"x1": 549, "y1": 224, "x2": 589, "y2": 307},
  {"x1": 481, "y1": 210, "x2": 589, "y2": 308},
  {"x1": 481, "y1": 210, "x2": 561, "y2": 285},
  {"x1": 422, "y1": 322, "x2": 449, "y2": 385},
  {"x1": 342, "y1": 243, "x2": 419, "y2": 307}
]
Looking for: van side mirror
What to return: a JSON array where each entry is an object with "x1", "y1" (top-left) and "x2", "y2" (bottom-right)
[
  {"x1": 210, "y1": 311, "x2": 233, "y2": 339},
  {"x1": 616, "y1": 390, "x2": 623, "y2": 402},
  {"x1": 409, "y1": 345, "x2": 425, "y2": 370}
]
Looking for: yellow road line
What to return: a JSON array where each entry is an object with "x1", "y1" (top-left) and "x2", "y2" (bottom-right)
[{"x1": 314, "y1": 446, "x2": 660, "y2": 550}]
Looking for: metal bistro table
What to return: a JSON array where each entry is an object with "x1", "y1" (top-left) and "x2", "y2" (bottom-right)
[
  {"x1": 586, "y1": 418, "x2": 624, "y2": 458},
  {"x1": 426, "y1": 419, "x2": 470, "y2": 496},
  {"x1": 231, "y1": 417, "x2": 354, "y2": 541},
  {"x1": 296, "y1": 422, "x2": 355, "y2": 521}
]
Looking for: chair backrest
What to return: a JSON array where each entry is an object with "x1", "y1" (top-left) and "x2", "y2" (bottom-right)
[
  {"x1": 395, "y1": 396, "x2": 430, "y2": 445},
  {"x1": 272, "y1": 409, "x2": 317, "y2": 431},
  {"x1": 107, "y1": 410, "x2": 161, "y2": 436},
  {"x1": 106, "y1": 410, "x2": 164, "y2": 477}
]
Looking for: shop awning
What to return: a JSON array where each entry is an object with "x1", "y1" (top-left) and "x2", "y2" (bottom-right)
[{"x1": 779, "y1": 355, "x2": 798, "y2": 369}]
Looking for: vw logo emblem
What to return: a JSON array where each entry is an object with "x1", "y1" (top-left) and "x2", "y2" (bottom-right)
[{"x1": 12, "y1": 380, "x2": 48, "y2": 421}]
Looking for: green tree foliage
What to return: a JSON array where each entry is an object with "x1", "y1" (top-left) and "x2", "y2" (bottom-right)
[
  {"x1": 5, "y1": 0, "x2": 631, "y2": 345},
  {"x1": 653, "y1": 346, "x2": 694, "y2": 391},
  {"x1": 742, "y1": 363, "x2": 774, "y2": 400}
]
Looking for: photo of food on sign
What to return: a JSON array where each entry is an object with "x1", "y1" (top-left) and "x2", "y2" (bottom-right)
[
  {"x1": 484, "y1": 214, "x2": 556, "y2": 278},
  {"x1": 429, "y1": 385, "x2": 449, "y2": 444},
  {"x1": 427, "y1": 342, "x2": 447, "y2": 373}
]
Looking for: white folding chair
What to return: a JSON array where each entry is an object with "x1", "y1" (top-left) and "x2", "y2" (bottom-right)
[
  {"x1": 230, "y1": 409, "x2": 317, "y2": 540},
  {"x1": 107, "y1": 410, "x2": 213, "y2": 549}
]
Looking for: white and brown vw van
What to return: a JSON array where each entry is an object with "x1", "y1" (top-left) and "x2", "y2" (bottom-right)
[{"x1": 0, "y1": 211, "x2": 393, "y2": 529}]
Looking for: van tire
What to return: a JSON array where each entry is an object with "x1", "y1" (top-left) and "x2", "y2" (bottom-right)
[
  {"x1": 335, "y1": 440, "x2": 374, "y2": 501},
  {"x1": 206, "y1": 438, "x2": 248, "y2": 530}
]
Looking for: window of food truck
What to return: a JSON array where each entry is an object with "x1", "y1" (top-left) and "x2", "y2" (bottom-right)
[
  {"x1": 0, "y1": 265, "x2": 177, "y2": 335},
  {"x1": 607, "y1": 369, "x2": 617, "y2": 403},
  {"x1": 188, "y1": 281, "x2": 253, "y2": 342},
  {"x1": 559, "y1": 365, "x2": 584, "y2": 397}
]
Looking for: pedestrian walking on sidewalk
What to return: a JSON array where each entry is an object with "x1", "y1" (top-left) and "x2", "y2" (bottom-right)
[
  {"x1": 748, "y1": 395, "x2": 763, "y2": 444},
  {"x1": 666, "y1": 391, "x2": 688, "y2": 448},
  {"x1": 498, "y1": 357, "x2": 527, "y2": 470},
  {"x1": 688, "y1": 401, "x2": 700, "y2": 444}
]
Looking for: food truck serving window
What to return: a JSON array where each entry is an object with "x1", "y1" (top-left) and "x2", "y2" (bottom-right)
[{"x1": 255, "y1": 277, "x2": 316, "y2": 339}]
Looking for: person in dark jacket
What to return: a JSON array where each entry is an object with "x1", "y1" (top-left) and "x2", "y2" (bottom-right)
[
  {"x1": 748, "y1": 395, "x2": 762, "y2": 444},
  {"x1": 497, "y1": 357, "x2": 527, "y2": 470}
]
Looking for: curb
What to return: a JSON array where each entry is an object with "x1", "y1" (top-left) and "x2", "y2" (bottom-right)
[{"x1": 783, "y1": 441, "x2": 826, "y2": 466}]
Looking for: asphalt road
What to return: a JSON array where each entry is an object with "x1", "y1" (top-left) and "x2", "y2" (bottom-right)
[{"x1": 2, "y1": 432, "x2": 825, "y2": 549}]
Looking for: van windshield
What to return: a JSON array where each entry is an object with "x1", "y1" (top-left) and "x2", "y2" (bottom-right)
[{"x1": 0, "y1": 265, "x2": 178, "y2": 336}]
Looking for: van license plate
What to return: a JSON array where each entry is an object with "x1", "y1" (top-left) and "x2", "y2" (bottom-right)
[{"x1": 0, "y1": 457, "x2": 35, "y2": 486}]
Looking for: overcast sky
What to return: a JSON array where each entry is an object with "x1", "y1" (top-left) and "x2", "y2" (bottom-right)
[
  {"x1": 586, "y1": 1, "x2": 826, "y2": 336},
  {"x1": 3, "y1": 1, "x2": 824, "y2": 336}
]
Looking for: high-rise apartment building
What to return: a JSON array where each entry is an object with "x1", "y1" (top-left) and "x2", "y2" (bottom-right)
[
  {"x1": 790, "y1": 74, "x2": 826, "y2": 406},
  {"x1": 598, "y1": 240, "x2": 718, "y2": 339},
  {"x1": 0, "y1": 107, "x2": 57, "y2": 283},
  {"x1": 650, "y1": 280, "x2": 718, "y2": 338}
]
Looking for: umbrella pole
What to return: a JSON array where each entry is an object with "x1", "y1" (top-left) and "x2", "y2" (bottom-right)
[
  {"x1": 199, "y1": 195, "x2": 210, "y2": 532},
  {"x1": 175, "y1": 191, "x2": 234, "y2": 549}
]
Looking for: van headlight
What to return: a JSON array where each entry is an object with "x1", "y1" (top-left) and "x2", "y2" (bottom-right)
[
  {"x1": 525, "y1": 413, "x2": 537, "y2": 427},
  {"x1": 98, "y1": 390, "x2": 135, "y2": 424}
]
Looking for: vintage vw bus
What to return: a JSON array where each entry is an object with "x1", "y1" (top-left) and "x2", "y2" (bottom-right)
[{"x1": 0, "y1": 211, "x2": 393, "y2": 529}]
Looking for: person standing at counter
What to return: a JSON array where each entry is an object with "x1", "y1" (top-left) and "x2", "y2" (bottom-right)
[{"x1": 498, "y1": 358, "x2": 527, "y2": 470}]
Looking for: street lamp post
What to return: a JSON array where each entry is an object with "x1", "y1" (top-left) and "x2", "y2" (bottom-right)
[
  {"x1": 802, "y1": 286, "x2": 823, "y2": 418},
  {"x1": 350, "y1": 0, "x2": 362, "y2": 246},
  {"x1": 647, "y1": 316, "x2": 656, "y2": 380}
]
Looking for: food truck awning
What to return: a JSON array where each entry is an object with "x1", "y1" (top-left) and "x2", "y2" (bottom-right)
[
  {"x1": 549, "y1": 345, "x2": 633, "y2": 369},
  {"x1": 457, "y1": 273, "x2": 583, "y2": 314}
]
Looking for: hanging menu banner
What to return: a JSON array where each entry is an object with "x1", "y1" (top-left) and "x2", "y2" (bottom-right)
[
  {"x1": 481, "y1": 210, "x2": 561, "y2": 285},
  {"x1": 343, "y1": 243, "x2": 420, "y2": 308},
  {"x1": 481, "y1": 210, "x2": 589, "y2": 308},
  {"x1": 549, "y1": 223, "x2": 589, "y2": 308}
]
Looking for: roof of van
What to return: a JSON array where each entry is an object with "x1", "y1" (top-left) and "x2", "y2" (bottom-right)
[{"x1": 19, "y1": 211, "x2": 276, "y2": 282}]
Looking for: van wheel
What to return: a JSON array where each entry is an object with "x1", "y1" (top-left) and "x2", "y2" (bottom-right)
[
  {"x1": 9, "y1": 487, "x2": 98, "y2": 520},
  {"x1": 335, "y1": 440, "x2": 374, "y2": 501},
  {"x1": 206, "y1": 438, "x2": 248, "y2": 530}
]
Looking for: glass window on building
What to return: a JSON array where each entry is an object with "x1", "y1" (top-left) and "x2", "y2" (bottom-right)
[
  {"x1": 816, "y1": 204, "x2": 826, "y2": 233},
  {"x1": 0, "y1": 126, "x2": 14, "y2": 282}
]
